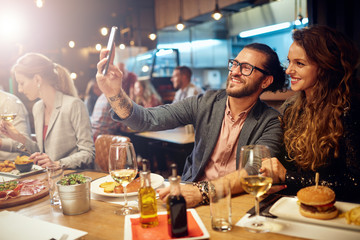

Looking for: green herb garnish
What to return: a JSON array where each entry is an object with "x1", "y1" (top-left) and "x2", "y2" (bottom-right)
[{"x1": 59, "y1": 174, "x2": 87, "y2": 186}]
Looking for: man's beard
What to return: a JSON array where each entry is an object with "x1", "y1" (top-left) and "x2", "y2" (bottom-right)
[{"x1": 226, "y1": 74, "x2": 263, "y2": 98}]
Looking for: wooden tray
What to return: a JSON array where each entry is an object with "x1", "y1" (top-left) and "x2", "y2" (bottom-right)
[{"x1": 0, "y1": 185, "x2": 49, "y2": 209}]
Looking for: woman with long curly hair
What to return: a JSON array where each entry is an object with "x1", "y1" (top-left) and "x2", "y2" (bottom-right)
[
  {"x1": 268, "y1": 25, "x2": 360, "y2": 202},
  {"x1": 0, "y1": 53, "x2": 95, "y2": 169}
]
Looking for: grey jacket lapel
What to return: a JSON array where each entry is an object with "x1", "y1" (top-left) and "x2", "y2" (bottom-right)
[
  {"x1": 236, "y1": 99, "x2": 262, "y2": 168},
  {"x1": 196, "y1": 92, "x2": 227, "y2": 176}
]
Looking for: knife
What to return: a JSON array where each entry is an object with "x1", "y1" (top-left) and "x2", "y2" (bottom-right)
[{"x1": 246, "y1": 194, "x2": 283, "y2": 218}]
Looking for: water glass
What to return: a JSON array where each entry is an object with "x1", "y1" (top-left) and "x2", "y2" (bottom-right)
[
  {"x1": 209, "y1": 177, "x2": 232, "y2": 232},
  {"x1": 47, "y1": 164, "x2": 64, "y2": 206}
]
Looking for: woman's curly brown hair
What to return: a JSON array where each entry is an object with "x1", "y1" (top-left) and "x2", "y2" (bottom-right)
[{"x1": 282, "y1": 25, "x2": 359, "y2": 171}]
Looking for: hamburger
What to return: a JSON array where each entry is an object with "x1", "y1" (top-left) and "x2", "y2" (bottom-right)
[{"x1": 296, "y1": 186, "x2": 338, "y2": 220}]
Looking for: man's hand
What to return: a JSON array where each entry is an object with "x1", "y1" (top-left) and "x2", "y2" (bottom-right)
[
  {"x1": 96, "y1": 49, "x2": 133, "y2": 119},
  {"x1": 96, "y1": 49, "x2": 123, "y2": 98},
  {"x1": 157, "y1": 184, "x2": 203, "y2": 208}
]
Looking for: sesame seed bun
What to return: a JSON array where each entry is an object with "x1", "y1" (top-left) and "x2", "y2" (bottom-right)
[{"x1": 297, "y1": 186, "x2": 335, "y2": 205}]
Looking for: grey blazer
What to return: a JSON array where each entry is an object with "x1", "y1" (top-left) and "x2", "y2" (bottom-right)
[
  {"x1": 24, "y1": 91, "x2": 95, "y2": 169},
  {"x1": 117, "y1": 89, "x2": 283, "y2": 181}
]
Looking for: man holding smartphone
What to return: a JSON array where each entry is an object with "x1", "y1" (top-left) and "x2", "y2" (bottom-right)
[{"x1": 96, "y1": 43, "x2": 288, "y2": 207}]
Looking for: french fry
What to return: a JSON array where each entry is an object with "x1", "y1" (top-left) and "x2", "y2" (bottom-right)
[{"x1": 340, "y1": 206, "x2": 360, "y2": 225}]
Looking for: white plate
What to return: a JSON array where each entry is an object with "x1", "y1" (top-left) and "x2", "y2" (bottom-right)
[
  {"x1": 0, "y1": 165, "x2": 44, "y2": 178},
  {"x1": 269, "y1": 196, "x2": 360, "y2": 231},
  {"x1": 124, "y1": 209, "x2": 209, "y2": 240},
  {"x1": 91, "y1": 173, "x2": 164, "y2": 197}
]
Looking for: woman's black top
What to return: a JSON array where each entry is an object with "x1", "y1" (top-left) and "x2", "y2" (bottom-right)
[{"x1": 280, "y1": 102, "x2": 360, "y2": 203}]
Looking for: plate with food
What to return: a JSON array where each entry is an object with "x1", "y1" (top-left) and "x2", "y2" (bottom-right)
[
  {"x1": 91, "y1": 173, "x2": 165, "y2": 197},
  {"x1": 0, "y1": 178, "x2": 48, "y2": 208},
  {"x1": 0, "y1": 156, "x2": 45, "y2": 178},
  {"x1": 269, "y1": 195, "x2": 360, "y2": 231}
]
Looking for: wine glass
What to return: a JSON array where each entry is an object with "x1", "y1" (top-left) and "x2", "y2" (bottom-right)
[
  {"x1": 108, "y1": 142, "x2": 139, "y2": 215},
  {"x1": 239, "y1": 145, "x2": 273, "y2": 233},
  {"x1": 0, "y1": 97, "x2": 20, "y2": 123}
]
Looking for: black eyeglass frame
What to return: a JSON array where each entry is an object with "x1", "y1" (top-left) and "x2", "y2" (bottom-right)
[{"x1": 228, "y1": 59, "x2": 270, "y2": 76}]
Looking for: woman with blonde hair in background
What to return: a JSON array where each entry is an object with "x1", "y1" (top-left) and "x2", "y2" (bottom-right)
[
  {"x1": 0, "y1": 53, "x2": 95, "y2": 169},
  {"x1": 133, "y1": 80, "x2": 162, "y2": 108}
]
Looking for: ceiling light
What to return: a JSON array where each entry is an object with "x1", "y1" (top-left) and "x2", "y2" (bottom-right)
[
  {"x1": 35, "y1": 0, "x2": 45, "y2": 8},
  {"x1": 95, "y1": 44, "x2": 102, "y2": 51},
  {"x1": 239, "y1": 22, "x2": 291, "y2": 38},
  {"x1": 119, "y1": 43, "x2": 126, "y2": 49},
  {"x1": 211, "y1": 3, "x2": 222, "y2": 20},
  {"x1": 100, "y1": 27, "x2": 108, "y2": 36},
  {"x1": 68, "y1": 41, "x2": 75, "y2": 48},
  {"x1": 149, "y1": 33, "x2": 157, "y2": 41},
  {"x1": 176, "y1": 0, "x2": 185, "y2": 31},
  {"x1": 176, "y1": 17, "x2": 185, "y2": 31}
]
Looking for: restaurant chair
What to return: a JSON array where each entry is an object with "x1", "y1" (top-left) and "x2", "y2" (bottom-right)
[{"x1": 94, "y1": 134, "x2": 131, "y2": 172}]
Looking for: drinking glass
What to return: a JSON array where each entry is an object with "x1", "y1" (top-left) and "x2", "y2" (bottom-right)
[
  {"x1": 0, "y1": 97, "x2": 20, "y2": 123},
  {"x1": 239, "y1": 145, "x2": 273, "y2": 233},
  {"x1": 108, "y1": 142, "x2": 139, "y2": 215}
]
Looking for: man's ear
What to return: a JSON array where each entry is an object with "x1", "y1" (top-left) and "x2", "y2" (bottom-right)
[{"x1": 262, "y1": 75, "x2": 273, "y2": 89}]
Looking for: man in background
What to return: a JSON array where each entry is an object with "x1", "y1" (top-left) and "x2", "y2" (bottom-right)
[{"x1": 171, "y1": 66, "x2": 203, "y2": 103}]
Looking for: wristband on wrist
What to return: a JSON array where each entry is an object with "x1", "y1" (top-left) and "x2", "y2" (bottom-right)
[{"x1": 193, "y1": 181, "x2": 214, "y2": 205}]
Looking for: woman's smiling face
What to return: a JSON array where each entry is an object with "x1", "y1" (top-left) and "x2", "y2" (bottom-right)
[{"x1": 286, "y1": 42, "x2": 318, "y2": 97}]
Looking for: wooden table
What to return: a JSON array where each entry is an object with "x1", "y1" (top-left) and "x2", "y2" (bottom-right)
[{"x1": 4, "y1": 170, "x2": 306, "y2": 240}]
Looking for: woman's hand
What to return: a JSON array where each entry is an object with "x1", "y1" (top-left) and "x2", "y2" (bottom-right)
[
  {"x1": 157, "y1": 184, "x2": 203, "y2": 208},
  {"x1": 261, "y1": 157, "x2": 287, "y2": 193},
  {"x1": 96, "y1": 49, "x2": 123, "y2": 98},
  {"x1": 30, "y1": 152, "x2": 57, "y2": 169}
]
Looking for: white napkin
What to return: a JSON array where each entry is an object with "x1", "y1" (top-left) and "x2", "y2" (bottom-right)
[
  {"x1": 0, "y1": 210, "x2": 87, "y2": 240},
  {"x1": 236, "y1": 214, "x2": 360, "y2": 240}
]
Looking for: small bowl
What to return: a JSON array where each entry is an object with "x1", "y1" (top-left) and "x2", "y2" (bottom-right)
[{"x1": 15, "y1": 162, "x2": 34, "y2": 173}]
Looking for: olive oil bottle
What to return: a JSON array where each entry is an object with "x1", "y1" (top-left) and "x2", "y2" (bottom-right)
[
  {"x1": 167, "y1": 164, "x2": 188, "y2": 237},
  {"x1": 138, "y1": 160, "x2": 158, "y2": 228}
]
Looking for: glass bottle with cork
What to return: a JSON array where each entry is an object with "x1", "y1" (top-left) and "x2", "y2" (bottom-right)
[
  {"x1": 167, "y1": 163, "x2": 188, "y2": 237},
  {"x1": 138, "y1": 159, "x2": 158, "y2": 228}
]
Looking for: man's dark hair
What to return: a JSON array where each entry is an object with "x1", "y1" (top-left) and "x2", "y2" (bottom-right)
[
  {"x1": 245, "y1": 43, "x2": 289, "y2": 92},
  {"x1": 175, "y1": 66, "x2": 192, "y2": 79}
]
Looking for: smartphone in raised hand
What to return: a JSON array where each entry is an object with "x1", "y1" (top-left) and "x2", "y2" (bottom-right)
[{"x1": 102, "y1": 26, "x2": 118, "y2": 75}]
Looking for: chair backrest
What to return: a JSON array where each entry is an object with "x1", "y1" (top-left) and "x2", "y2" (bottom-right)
[{"x1": 94, "y1": 134, "x2": 131, "y2": 172}]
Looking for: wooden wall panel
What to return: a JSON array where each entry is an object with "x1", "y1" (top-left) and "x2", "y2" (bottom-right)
[{"x1": 155, "y1": 0, "x2": 243, "y2": 29}]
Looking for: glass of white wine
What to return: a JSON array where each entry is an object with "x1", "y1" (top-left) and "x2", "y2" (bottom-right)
[
  {"x1": 0, "y1": 97, "x2": 20, "y2": 123},
  {"x1": 239, "y1": 145, "x2": 274, "y2": 233},
  {"x1": 108, "y1": 142, "x2": 139, "y2": 215}
]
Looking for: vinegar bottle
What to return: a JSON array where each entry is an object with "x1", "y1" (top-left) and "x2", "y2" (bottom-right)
[
  {"x1": 138, "y1": 160, "x2": 158, "y2": 228},
  {"x1": 167, "y1": 164, "x2": 188, "y2": 237}
]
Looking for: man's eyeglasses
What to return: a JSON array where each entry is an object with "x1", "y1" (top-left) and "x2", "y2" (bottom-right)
[{"x1": 228, "y1": 59, "x2": 270, "y2": 76}]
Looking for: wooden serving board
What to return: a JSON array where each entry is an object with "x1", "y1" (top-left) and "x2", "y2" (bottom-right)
[{"x1": 0, "y1": 185, "x2": 49, "y2": 209}]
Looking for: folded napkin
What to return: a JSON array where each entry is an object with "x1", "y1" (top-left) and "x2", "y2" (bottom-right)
[{"x1": 130, "y1": 211, "x2": 203, "y2": 240}]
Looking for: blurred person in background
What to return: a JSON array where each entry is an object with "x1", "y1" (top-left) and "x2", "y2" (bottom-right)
[
  {"x1": 133, "y1": 80, "x2": 162, "y2": 108},
  {"x1": 0, "y1": 90, "x2": 31, "y2": 160},
  {"x1": 266, "y1": 25, "x2": 360, "y2": 203},
  {"x1": 0, "y1": 53, "x2": 95, "y2": 169},
  {"x1": 84, "y1": 79, "x2": 102, "y2": 116},
  {"x1": 171, "y1": 66, "x2": 204, "y2": 103}
]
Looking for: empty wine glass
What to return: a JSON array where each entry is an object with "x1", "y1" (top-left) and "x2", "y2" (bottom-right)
[
  {"x1": 239, "y1": 145, "x2": 274, "y2": 233},
  {"x1": 108, "y1": 142, "x2": 139, "y2": 215}
]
